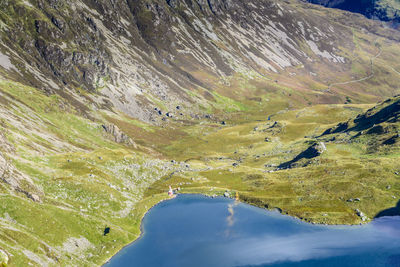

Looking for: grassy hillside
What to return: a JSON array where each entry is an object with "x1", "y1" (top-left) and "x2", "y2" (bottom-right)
[
  {"x1": 1, "y1": 70, "x2": 400, "y2": 266},
  {"x1": 0, "y1": 0, "x2": 399, "y2": 266},
  {"x1": 0, "y1": 79, "x2": 180, "y2": 265},
  {"x1": 146, "y1": 98, "x2": 399, "y2": 226}
]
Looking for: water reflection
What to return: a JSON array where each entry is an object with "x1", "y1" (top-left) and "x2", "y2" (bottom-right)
[{"x1": 106, "y1": 195, "x2": 400, "y2": 267}]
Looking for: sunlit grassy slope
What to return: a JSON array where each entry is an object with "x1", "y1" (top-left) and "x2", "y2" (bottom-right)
[
  {"x1": 0, "y1": 79, "x2": 178, "y2": 265},
  {"x1": 0, "y1": 18, "x2": 400, "y2": 266},
  {"x1": 1, "y1": 69, "x2": 400, "y2": 266},
  {"x1": 146, "y1": 99, "x2": 399, "y2": 225}
]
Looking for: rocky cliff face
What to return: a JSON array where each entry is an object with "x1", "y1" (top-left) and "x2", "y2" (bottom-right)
[{"x1": 2, "y1": 0, "x2": 398, "y2": 123}]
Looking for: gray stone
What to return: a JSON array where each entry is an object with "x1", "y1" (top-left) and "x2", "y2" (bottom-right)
[
  {"x1": 102, "y1": 124, "x2": 136, "y2": 147},
  {"x1": 28, "y1": 193, "x2": 41, "y2": 202}
]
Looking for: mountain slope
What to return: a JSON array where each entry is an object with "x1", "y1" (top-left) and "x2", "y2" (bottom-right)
[
  {"x1": 1, "y1": 0, "x2": 400, "y2": 123},
  {"x1": 276, "y1": 96, "x2": 399, "y2": 170},
  {"x1": 321, "y1": 95, "x2": 400, "y2": 151},
  {"x1": 0, "y1": 0, "x2": 400, "y2": 265},
  {"x1": 306, "y1": 0, "x2": 400, "y2": 25}
]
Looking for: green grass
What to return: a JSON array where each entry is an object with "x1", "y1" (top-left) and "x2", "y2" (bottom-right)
[
  {"x1": 0, "y1": 79, "x2": 180, "y2": 265},
  {"x1": 148, "y1": 99, "x2": 400, "y2": 226},
  {"x1": 0, "y1": 32, "x2": 399, "y2": 265},
  {"x1": 0, "y1": 81, "x2": 399, "y2": 266}
]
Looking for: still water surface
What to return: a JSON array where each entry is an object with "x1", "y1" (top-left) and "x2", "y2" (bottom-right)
[{"x1": 105, "y1": 194, "x2": 400, "y2": 267}]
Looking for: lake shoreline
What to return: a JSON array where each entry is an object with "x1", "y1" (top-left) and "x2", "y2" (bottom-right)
[
  {"x1": 103, "y1": 194, "x2": 400, "y2": 267},
  {"x1": 102, "y1": 194, "x2": 172, "y2": 266},
  {"x1": 101, "y1": 192, "x2": 376, "y2": 266}
]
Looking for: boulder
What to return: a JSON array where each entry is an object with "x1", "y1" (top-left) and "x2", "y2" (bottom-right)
[
  {"x1": 166, "y1": 0, "x2": 179, "y2": 8},
  {"x1": 316, "y1": 142, "x2": 327, "y2": 153},
  {"x1": 273, "y1": 207, "x2": 282, "y2": 213},
  {"x1": 29, "y1": 193, "x2": 41, "y2": 202},
  {"x1": 355, "y1": 209, "x2": 367, "y2": 221}
]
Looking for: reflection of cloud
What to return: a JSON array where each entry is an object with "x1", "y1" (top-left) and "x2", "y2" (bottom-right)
[
  {"x1": 217, "y1": 227, "x2": 396, "y2": 267},
  {"x1": 225, "y1": 202, "x2": 239, "y2": 237},
  {"x1": 372, "y1": 216, "x2": 400, "y2": 237},
  {"x1": 227, "y1": 204, "x2": 235, "y2": 227},
  {"x1": 181, "y1": 224, "x2": 400, "y2": 267}
]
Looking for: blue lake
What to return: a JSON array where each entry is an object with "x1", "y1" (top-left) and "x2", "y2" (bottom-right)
[{"x1": 105, "y1": 194, "x2": 400, "y2": 267}]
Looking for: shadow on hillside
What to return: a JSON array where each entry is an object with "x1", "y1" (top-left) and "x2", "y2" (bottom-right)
[
  {"x1": 321, "y1": 98, "x2": 400, "y2": 137},
  {"x1": 375, "y1": 200, "x2": 400, "y2": 218},
  {"x1": 278, "y1": 143, "x2": 322, "y2": 169},
  {"x1": 349, "y1": 99, "x2": 400, "y2": 132}
]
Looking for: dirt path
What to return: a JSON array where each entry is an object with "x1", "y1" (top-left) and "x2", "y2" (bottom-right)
[
  {"x1": 391, "y1": 67, "x2": 400, "y2": 76},
  {"x1": 327, "y1": 46, "x2": 382, "y2": 91}
]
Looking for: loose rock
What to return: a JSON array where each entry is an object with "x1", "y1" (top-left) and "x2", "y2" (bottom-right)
[{"x1": 0, "y1": 249, "x2": 8, "y2": 265}]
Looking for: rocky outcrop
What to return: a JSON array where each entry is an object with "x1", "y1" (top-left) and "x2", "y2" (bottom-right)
[
  {"x1": 60, "y1": 237, "x2": 94, "y2": 255},
  {"x1": 355, "y1": 209, "x2": 368, "y2": 221},
  {"x1": 0, "y1": 133, "x2": 43, "y2": 202},
  {"x1": 323, "y1": 96, "x2": 400, "y2": 136},
  {"x1": 0, "y1": 151, "x2": 43, "y2": 202},
  {"x1": 319, "y1": 96, "x2": 400, "y2": 154},
  {"x1": 322, "y1": 122, "x2": 348, "y2": 135},
  {"x1": 352, "y1": 98, "x2": 400, "y2": 131},
  {"x1": 102, "y1": 123, "x2": 136, "y2": 147},
  {"x1": 279, "y1": 142, "x2": 326, "y2": 169}
]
